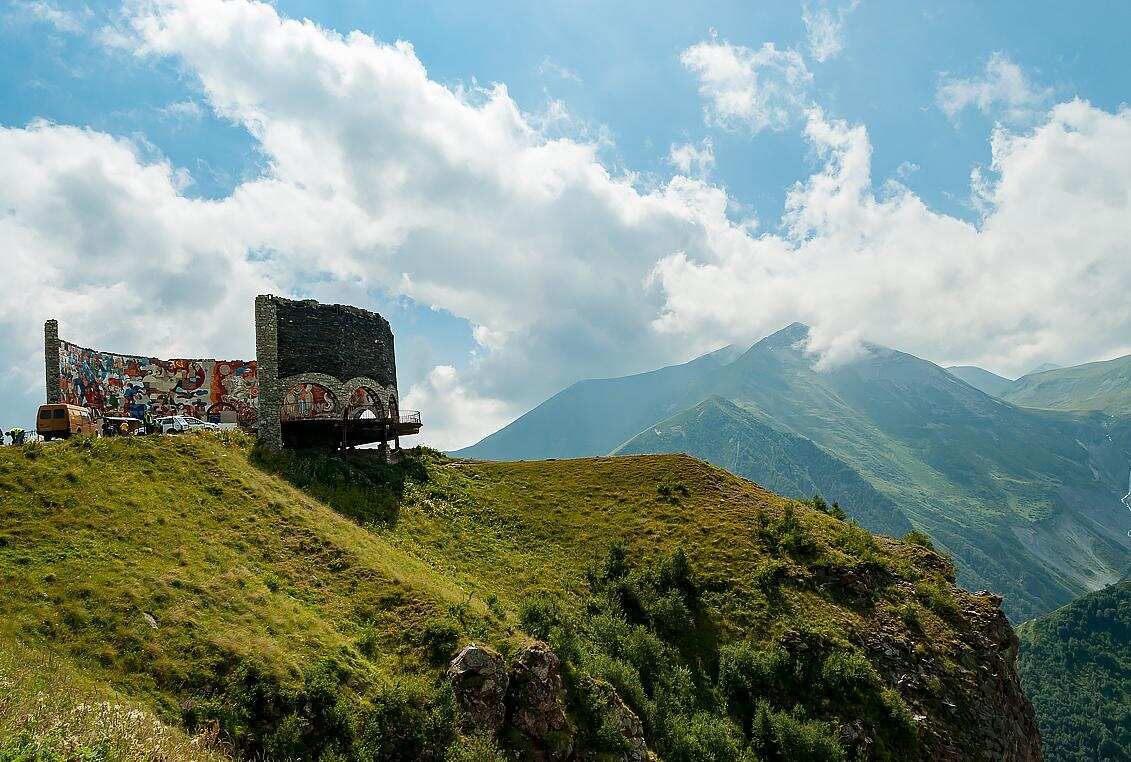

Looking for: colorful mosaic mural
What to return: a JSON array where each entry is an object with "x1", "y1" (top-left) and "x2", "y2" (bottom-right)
[
  {"x1": 57, "y1": 340, "x2": 258, "y2": 426},
  {"x1": 280, "y1": 383, "x2": 338, "y2": 419}
]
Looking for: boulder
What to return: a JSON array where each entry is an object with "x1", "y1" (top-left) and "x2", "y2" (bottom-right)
[
  {"x1": 507, "y1": 642, "x2": 575, "y2": 760},
  {"x1": 448, "y1": 644, "x2": 509, "y2": 734}
]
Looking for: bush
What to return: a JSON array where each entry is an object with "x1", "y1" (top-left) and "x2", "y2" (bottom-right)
[
  {"x1": 418, "y1": 619, "x2": 461, "y2": 664},
  {"x1": 902, "y1": 530, "x2": 934, "y2": 550}
]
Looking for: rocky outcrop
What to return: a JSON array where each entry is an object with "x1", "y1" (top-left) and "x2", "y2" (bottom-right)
[
  {"x1": 448, "y1": 641, "x2": 647, "y2": 761},
  {"x1": 581, "y1": 678, "x2": 649, "y2": 762},
  {"x1": 447, "y1": 644, "x2": 509, "y2": 734},
  {"x1": 856, "y1": 585, "x2": 1042, "y2": 761},
  {"x1": 507, "y1": 642, "x2": 575, "y2": 760}
]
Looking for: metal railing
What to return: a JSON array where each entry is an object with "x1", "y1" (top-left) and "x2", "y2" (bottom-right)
[{"x1": 280, "y1": 403, "x2": 420, "y2": 426}]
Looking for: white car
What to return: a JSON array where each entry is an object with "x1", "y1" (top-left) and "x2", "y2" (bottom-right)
[{"x1": 155, "y1": 415, "x2": 221, "y2": 434}]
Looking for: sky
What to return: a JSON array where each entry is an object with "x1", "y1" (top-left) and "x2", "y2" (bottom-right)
[{"x1": 1, "y1": 0, "x2": 1129, "y2": 448}]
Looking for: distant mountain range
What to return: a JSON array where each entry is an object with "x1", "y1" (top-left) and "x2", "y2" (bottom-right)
[
  {"x1": 457, "y1": 324, "x2": 1131, "y2": 621},
  {"x1": 948, "y1": 355, "x2": 1131, "y2": 417},
  {"x1": 945, "y1": 365, "x2": 1014, "y2": 397},
  {"x1": 1000, "y1": 355, "x2": 1131, "y2": 417}
]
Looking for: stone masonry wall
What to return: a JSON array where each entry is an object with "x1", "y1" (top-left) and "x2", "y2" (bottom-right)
[
  {"x1": 44, "y1": 319, "x2": 61, "y2": 404},
  {"x1": 254, "y1": 295, "x2": 400, "y2": 448}
]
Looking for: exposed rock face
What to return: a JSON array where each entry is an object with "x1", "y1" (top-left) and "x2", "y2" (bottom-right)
[
  {"x1": 582, "y1": 678, "x2": 649, "y2": 762},
  {"x1": 447, "y1": 644, "x2": 509, "y2": 734},
  {"x1": 507, "y1": 642, "x2": 575, "y2": 760},
  {"x1": 856, "y1": 584, "x2": 1042, "y2": 761}
]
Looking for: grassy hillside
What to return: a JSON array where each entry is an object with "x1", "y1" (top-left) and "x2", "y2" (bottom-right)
[
  {"x1": 0, "y1": 434, "x2": 1040, "y2": 759},
  {"x1": 1002, "y1": 355, "x2": 1131, "y2": 416},
  {"x1": 1017, "y1": 580, "x2": 1130, "y2": 762},
  {"x1": 946, "y1": 366, "x2": 1014, "y2": 397},
  {"x1": 459, "y1": 323, "x2": 1131, "y2": 621},
  {"x1": 613, "y1": 396, "x2": 914, "y2": 537}
]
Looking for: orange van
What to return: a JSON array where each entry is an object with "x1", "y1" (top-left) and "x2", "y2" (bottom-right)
[{"x1": 36, "y1": 404, "x2": 102, "y2": 440}]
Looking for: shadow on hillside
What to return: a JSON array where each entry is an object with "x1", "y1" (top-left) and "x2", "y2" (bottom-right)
[{"x1": 250, "y1": 444, "x2": 430, "y2": 527}]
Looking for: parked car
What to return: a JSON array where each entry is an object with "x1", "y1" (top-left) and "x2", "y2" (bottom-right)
[
  {"x1": 103, "y1": 416, "x2": 146, "y2": 436},
  {"x1": 36, "y1": 403, "x2": 102, "y2": 440},
  {"x1": 155, "y1": 415, "x2": 221, "y2": 434}
]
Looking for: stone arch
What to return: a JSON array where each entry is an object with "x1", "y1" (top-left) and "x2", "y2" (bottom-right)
[
  {"x1": 341, "y1": 376, "x2": 396, "y2": 419},
  {"x1": 278, "y1": 373, "x2": 342, "y2": 420}
]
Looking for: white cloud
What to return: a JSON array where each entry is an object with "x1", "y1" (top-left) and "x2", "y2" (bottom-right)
[
  {"x1": 801, "y1": 1, "x2": 859, "y2": 63},
  {"x1": 936, "y1": 52, "x2": 1052, "y2": 124},
  {"x1": 668, "y1": 137, "x2": 715, "y2": 179},
  {"x1": 13, "y1": 1, "x2": 92, "y2": 34},
  {"x1": 0, "y1": 120, "x2": 273, "y2": 429},
  {"x1": 3, "y1": 0, "x2": 1131, "y2": 450},
  {"x1": 650, "y1": 101, "x2": 1131, "y2": 376},
  {"x1": 402, "y1": 366, "x2": 515, "y2": 450},
  {"x1": 538, "y1": 55, "x2": 582, "y2": 83},
  {"x1": 158, "y1": 99, "x2": 204, "y2": 122},
  {"x1": 680, "y1": 37, "x2": 812, "y2": 133}
]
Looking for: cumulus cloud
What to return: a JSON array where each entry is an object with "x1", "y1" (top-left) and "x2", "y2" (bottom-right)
[
  {"x1": 936, "y1": 52, "x2": 1052, "y2": 124},
  {"x1": 668, "y1": 137, "x2": 715, "y2": 179},
  {"x1": 3, "y1": 0, "x2": 1130, "y2": 450},
  {"x1": 801, "y1": 1, "x2": 859, "y2": 63},
  {"x1": 401, "y1": 365, "x2": 515, "y2": 450},
  {"x1": 0, "y1": 120, "x2": 273, "y2": 428},
  {"x1": 650, "y1": 102, "x2": 1131, "y2": 374},
  {"x1": 680, "y1": 37, "x2": 812, "y2": 133}
]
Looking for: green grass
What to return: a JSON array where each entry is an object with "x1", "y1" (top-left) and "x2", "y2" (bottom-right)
[
  {"x1": 456, "y1": 324, "x2": 1131, "y2": 622},
  {"x1": 0, "y1": 433, "x2": 1034, "y2": 759},
  {"x1": 0, "y1": 638, "x2": 225, "y2": 761}
]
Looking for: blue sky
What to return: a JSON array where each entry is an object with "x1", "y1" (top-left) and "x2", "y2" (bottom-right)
[{"x1": 1, "y1": 0, "x2": 1130, "y2": 446}]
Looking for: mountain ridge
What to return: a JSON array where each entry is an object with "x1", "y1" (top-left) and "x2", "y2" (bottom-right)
[{"x1": 458, "y1": 324, "x2": 1131, "y2": 621}]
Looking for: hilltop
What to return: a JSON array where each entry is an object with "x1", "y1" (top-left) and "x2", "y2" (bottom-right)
[
  {"x1": 458, "y1": 324, "x2": 1131, "y2": 621},
  {"x1": 1000, "y1": 355, "x2": 1131, "y2": 417},
  {"x1": 613, "y1": 396, "x2": 913, "y2": 538},
  {"x1": 946, "y1": 366, "x2": 1014, "y2": 397},
  {"x1": 0, "y1": 434, "x2": 1039, "y2": 760},
  {"x1": 1017, "y1": 580, "x2": 1130, "y2": 761}
]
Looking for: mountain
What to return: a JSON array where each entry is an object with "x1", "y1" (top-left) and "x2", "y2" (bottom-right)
[
  {"x1": 613, "y1": 395, "x2": 914, "y2": 537},
  {"x1": 1018, "y1": 580, "x2": 1130, "y2": 761},
  {"x1": 1027, "y1": 363, "x2": 1064, "y2": 375},
  {"x1": 946, "y1": 365, "x2": 1014, "y2": 397},
  {"x1": 460, "y1": 323, "x2": 1131, "y2": 622},
  {"x1": 456, "y1": 343, "x2": 740, "y2": 460},
  {"x1": 1001, "y1": 354, "x2": 1131, "y2": 417},
  {"x1": 0, "y1": 435, "x2": 1041, "y2": 760}
]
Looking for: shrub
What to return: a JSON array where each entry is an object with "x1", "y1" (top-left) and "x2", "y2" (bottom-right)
[
  {"x1": 902, "y1": 530, "x2": 934, "y2": 550},
  {"x1": 418, "y1": 619, "x2": 461, "y2": 664},
  {"x1": 518, "y1": 593, "x2": 565, "y2": 642},
  {"x1": 751, "y1": 702, "x2": 846, "y2": 762}
]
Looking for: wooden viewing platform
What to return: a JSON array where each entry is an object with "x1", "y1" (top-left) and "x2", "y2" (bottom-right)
[{"x1": 279, "y1": 404, "x2": 421, "y2": 449}]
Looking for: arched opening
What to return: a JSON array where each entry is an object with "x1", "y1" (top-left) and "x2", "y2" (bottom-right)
[
  {"x1": 346, "y1": 386, "x2": 386, "y2": 420},
  {"x1": 280, "y1": 383, "x2": 338, "y2": 420}
]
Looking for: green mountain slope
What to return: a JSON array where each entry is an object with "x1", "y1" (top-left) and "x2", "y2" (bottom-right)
[
  {"x1": 0, "y1": 434, "x2": 1041, "y2": 760},
  {"x1": 454, "y1": 344, "x2": 739, "y2": 460},
  {"x1": 1001, "y1": 354, "x2": 1131, "y2": 416},
  {"x1": 946, "y1": 365, "x2": 1014, "y2": 397},
  {"x1": 459, "y1": 324, "x2": 1131, "y2": 621},
  {"x1": 613, "y1": 395, "x2": 914, "y2": 537},
  {"x1": 1018, "y1": 580, "x2": 1131, "y2": 761}
]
